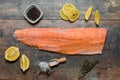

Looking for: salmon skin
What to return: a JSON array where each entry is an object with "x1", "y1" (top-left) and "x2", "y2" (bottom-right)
[{"x1": 14, "y1": 28, "x2": 107, "y2": 55}]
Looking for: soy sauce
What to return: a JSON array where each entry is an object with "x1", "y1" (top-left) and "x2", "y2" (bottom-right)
[{"x1": 27, "y1": 6, "x2": 40, "y2": 21}]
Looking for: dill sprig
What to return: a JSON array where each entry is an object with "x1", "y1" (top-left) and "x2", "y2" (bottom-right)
[{"x1": 78, "y1": 59, "x2": 99, "y2": 79}]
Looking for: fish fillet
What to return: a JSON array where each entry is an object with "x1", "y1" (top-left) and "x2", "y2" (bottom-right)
[{"x1": 14, "y1": 28, "x2": 107, "y2": 55}]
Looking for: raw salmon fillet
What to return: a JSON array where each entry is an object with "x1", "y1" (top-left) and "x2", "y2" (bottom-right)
[{"x1": 14, "y1": 28, "x2": 107, "y2": 55}]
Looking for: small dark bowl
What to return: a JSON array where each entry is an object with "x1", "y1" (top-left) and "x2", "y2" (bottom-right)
[{"x1": 23, "y1": 4, "x2": 43, "y2": 24}]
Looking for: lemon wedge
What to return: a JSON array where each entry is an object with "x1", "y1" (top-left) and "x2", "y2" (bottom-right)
[
  {"x1": 95, "y1": 10, "x2": 100, "y2": 25},
  {"x1": 20, "y1": 54, "x2": 30, "y2": 72},
  {"x1": 85, "y1": 6, "x2": 93, "y2": 21},
  {"x1": 5, "y1": 46, "x2": 20, "y2": 61}
]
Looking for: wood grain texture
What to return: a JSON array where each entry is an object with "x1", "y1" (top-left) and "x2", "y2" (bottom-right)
[
  {"x1": 0, "y1": 20, "x2": 120, "y2": 80},
  {"x1": 0, "y1": 0, "x2": 120, "y2": 80},
  {"x1": 0, "y1": 0, "x2": 119, "y2": 20}
]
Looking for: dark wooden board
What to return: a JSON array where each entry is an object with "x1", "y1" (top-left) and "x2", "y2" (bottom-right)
[
  {"x1": 0, "y1": 0, "x2": 120, "y2": 80},
  {"x1": 0, "y1": 0, "x2": 120, "y2": 20}
]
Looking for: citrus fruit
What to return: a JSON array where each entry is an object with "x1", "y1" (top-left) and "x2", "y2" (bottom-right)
[
  {"x1": 62, "y1": 3, "x2": 76, "y2": 16},
  {"x1": 85, "y1": 6, "x2": 93, "y2": 20},
  {"x1": 68, "y1": 8, "x2": 80, "y2": 22},
  {"x1": 20, "y1": 54, "x2": 30, "y2": 72},
  {"x1": 95, "y1": 10, "x2": 100, "y2": 25},
  {"x1": 60, "y1": 9, "x2": 69, "y2": 20},
  {"x1": 5, "y1": 46, "x2": 20, "y2": 61}
]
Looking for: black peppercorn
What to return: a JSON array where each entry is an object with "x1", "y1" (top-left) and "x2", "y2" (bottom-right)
[{"x1": 27, "y1": 6, "x2": 40, "y2": 21}]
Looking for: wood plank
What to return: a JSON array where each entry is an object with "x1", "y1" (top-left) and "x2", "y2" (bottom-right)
[
  {"x1": 0, "y1": 48, "x2": 120, "y2": 80},
  {"x1": 0, "y1": 20, "x2": 120, "y2": 80},
  {"x1": 0, "y1": 0, "x2": 120, "y2": 79},
  {"x1": 0, "y1": 20, "x2": 120, "y2": 49},
  {"x1": 0, "y1": 0, "x2": 119, "y2": 20}
]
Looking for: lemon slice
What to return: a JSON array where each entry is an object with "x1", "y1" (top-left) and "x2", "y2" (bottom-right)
[
  {"x1": 5, "y1": 46, "x2": 20, "y2": 61},
  {"x1": 62, "y1": 3, "x2": 76, "y2": 16},
  {"x1": 95, "y1": 10, "x2": 100, "y2": 25},
  {"x1": 20, "y1": 54, "x2": 30, "y2": 72},
  {"x1": 85, "y1": 6, "x2": 93, "y2": 20},
  {"x1": 60, "y1": 9, "x2": 69, "y2": 20},
  {"x1": 68, "y1": 8, "x2": 80, "y2": 22}
]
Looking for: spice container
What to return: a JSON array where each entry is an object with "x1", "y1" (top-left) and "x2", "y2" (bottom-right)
[
  {"x1": 48, "y1": 57, "x2": 67, "y2": 67},
  {"x1": 38, "y1": 57, "x2": 67, "y2": 75},
  {"x1": 23, "y1": 4, "x2": 43, "y2": 24}
]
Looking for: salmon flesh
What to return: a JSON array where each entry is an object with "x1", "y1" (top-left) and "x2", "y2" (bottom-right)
[{"x1": 14, "y1": 28, "x2": 107, "y2": 55}]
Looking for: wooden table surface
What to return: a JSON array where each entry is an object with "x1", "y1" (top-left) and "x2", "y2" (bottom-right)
[{"x1": 0, "y1": 0, "x2": 120, "y2": 80}]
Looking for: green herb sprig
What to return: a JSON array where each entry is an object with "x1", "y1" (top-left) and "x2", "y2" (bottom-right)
[{"x1": 78, "y1": 59, "x2": 99, "y2": 79}]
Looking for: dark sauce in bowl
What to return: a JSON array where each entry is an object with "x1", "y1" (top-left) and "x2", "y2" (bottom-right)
[{"x1": 27, "y1": 6, "x2": 40, "y2": 21}]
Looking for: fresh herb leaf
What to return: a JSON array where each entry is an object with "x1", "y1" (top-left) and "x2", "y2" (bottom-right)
[{"x1": 78, "y1": 59, "x2": 99, "y2": 79}]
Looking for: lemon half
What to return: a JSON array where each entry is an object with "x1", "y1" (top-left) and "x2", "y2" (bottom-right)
[{"x1": 5, "y1": 46, "x2": 20, "y2": 61}]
